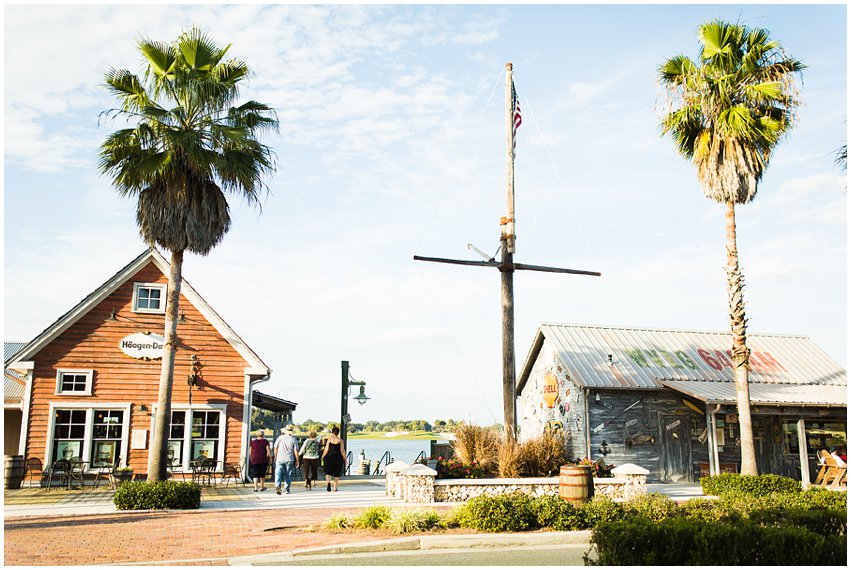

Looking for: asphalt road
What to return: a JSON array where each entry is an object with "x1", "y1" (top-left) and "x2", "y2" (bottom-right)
[{"x1": 256, "y1": 544, "x2": 595, "y2": 566}]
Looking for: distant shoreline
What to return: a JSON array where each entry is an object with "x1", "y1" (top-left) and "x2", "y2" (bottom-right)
[{"x1": 348, "y1": 431, "x2": 455, "y2": 441}]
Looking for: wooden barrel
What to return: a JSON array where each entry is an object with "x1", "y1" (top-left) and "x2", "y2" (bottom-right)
[
  {"x1": 4, "y1": 455, "x2": 25, "y2": 490},
  {"x1": 558, "y1": 464, "x2": 594, "y2": 504}
]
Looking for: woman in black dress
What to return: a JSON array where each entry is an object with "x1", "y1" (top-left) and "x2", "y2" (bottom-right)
[{"x1": 321, "y1": 426, "x2": 347, "y2": 492}]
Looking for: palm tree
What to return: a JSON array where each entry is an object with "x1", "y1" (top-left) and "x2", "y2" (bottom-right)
[
  {"x1": 99, "y1": 27, "x2": 278, "y2": 482},
  {"x1": 658, "y1": 20, "x2": 803, "y2": 476}
]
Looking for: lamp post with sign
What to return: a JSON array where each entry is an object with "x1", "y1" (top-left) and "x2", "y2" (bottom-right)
[{"x1": 340, "y1": 360, "x2": 369, "y2": 469}]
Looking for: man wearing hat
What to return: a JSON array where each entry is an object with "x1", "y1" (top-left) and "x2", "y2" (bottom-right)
[{"x1": 273, "y1": 425, "x2": 300, "y2": 495}]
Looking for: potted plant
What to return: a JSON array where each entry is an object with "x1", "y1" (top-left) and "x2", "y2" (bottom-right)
[{"x1": 112, "y1": 466, "x2": 134, "y2": 484}]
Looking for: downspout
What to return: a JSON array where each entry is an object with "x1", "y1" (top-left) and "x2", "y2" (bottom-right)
[
  {"x1": 796, "y1": 418, "x2": 810, "y2": 489},
  {"x1": 584, "y1": 389, "x2": 592, "y2": 460},
  {"x1": 244, "y1": 371, "x2": 271, "y2": 477},
  {"x1": 706, "y1": 404, "x2": 721, "y2": 476},
  {"x1": 15, "y1": 363, "x2": 34, "y2": 457}
]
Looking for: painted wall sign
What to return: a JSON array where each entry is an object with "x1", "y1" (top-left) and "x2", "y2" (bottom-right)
[
  {"x1": 119, "y1": 332, "x2": 165, "y2": 359},
  {"x1": 543, "y1": 371, "x2": 559, "y2": 408},
  {"x1": 623, "y1": 347, "x2": 787, "y2": 373}
]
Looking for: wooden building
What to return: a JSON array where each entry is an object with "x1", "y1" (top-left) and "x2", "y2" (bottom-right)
[
  {"x1": 517, "y1": 323, "x2": 847, "y2": 484},
  {"x1": 4, "y1": 249, "x2": 293, "y2": 480}
]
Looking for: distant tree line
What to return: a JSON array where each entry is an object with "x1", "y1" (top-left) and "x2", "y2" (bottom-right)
[{"x1": 250, "y1": 414, "x2": 469, "y2": 434}]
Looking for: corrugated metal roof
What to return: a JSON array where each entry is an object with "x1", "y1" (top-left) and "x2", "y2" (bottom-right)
[
  {"x1": 662, "y1": 380, "x2": 847, "y2": 407},
  {"x1": 4, "y1": 342, "x2": 26, "y2": 363},
  {"x1": 5, "y1": 375, "x2": 25, "y2": 402},
  {"x1": 534, "y1": 323, "x2": 846, "y2": 390}
]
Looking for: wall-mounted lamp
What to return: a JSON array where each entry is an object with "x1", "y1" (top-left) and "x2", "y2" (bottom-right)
[
  {"x1": 599, "y1": 440, "x2": 611, "y2": 457},
  {"x1": 107, "y1": 308, "x2": 118, "y2": 321},
  {"x1": 138, "y1": 404, "x2": 148, "y2": 412},
  {"x1": 595, "y1": 392, "x2": 601, "y2": 403},
  {"x1": 187, "y1": 355, "x2": 201, "y2": 404},
  {"x1": 178, "y1": 311, "x2": 187, "y2": 322}
]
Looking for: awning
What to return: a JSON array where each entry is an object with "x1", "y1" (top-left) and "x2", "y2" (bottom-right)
[
  {"x1": 252, "y1": 390, "x2": 297, "y2": 413},
  {"x1": 660, "y1": 380, "x2": 847, "y2": 407}
]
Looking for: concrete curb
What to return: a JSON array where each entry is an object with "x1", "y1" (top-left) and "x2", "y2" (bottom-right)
[{"x1": 225, "y1": 530, "x2": 592, "y2": 565}]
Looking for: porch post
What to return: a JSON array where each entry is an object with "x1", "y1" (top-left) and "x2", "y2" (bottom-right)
[
  {"x1": 796, "y1": 418, "x2": 810, "y2": 489},
  {"x1": 706, "y1": 407, "x2": 720, "y2": 476}
]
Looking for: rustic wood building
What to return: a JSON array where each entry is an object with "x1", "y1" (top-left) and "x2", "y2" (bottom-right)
[
  {"x1": 517, "y1": 323, "x2": 847, "y2": 484},
  {"x1": 4, "y1": 249, "x2": 293, "y2": 480}
]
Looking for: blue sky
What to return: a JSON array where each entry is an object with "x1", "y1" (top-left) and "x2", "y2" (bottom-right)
[{"x1": 4, "y1": 3, "x2": 847, "y2": 425}]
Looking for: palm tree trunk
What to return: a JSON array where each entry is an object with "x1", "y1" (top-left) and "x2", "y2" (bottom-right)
[
  {"x1": 147, "y1": 249, "x2": 184, "y2": 482},
  {"x1": 724, "y1": 202, "x2": 758, "y2": 476}
]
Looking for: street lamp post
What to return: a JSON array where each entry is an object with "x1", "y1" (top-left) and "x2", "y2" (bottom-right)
[{"x1": 340, "y1": 360, "x2": 369, "y2": 472}]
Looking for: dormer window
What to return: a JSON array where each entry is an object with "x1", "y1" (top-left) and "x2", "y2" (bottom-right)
[{"x1": 133, "y1": 283, "x2": 167, "y2": 314}]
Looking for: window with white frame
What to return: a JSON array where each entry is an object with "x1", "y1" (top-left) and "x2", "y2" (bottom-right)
[
  {"x1": 52, "y1": 409, "x2": 86, "y2": 461},
  {"x1": 48, "y1": 406, "x2": 129, "y2": 468},
  {"x1": 91, "y1": 410, "x2": 124, "y2": 467},
  {"x1": 163, "y1": 407, "x2": 226, "y2": 468},
  {"x1": 55, "y1": 370, "x2": 93, "y2": 395},
  {"x1": 132, "y1": 283, "x2": 167, "y2": 313}
]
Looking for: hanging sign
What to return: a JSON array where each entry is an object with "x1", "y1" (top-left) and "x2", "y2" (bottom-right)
[
  {"x1": 543, "y1": 372, "x2": 559, "y2": 408},
  {"x1": 119, "y1": 332, "x2": 164, "y2": 359}
]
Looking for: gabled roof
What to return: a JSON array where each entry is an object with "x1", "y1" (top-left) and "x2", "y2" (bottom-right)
[
  {"x1": 517, "y1": 322, "x2": 846, "y2": 393},
  {"x1": 5, "y1": 249, "x2": 270, "y2": 377}
]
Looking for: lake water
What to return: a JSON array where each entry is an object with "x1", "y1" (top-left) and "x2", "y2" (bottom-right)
[{"x1": 346, "y1": 439, "x2": 443, "y2": 469}]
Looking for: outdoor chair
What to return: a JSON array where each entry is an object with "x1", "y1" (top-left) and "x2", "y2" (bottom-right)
[
  {"x1": 24, "y1": 458, "x2": 42, "y2": 488},
  {"x1": 236, "y1": 457, "x2": 246, "y2": 486},
  {"x1": 94, "y1": 456, "x2": 120, "y2": 489},
  {"x1": 69, "y1": 458, "x2": 87, "y2": 489},
  {"x1": 219, "y1": 462, "x2": 241, "y2": 487},
  {"x1": 167, "y1": 457, "x2": 188, "y2": 481},
  {"x1": 46, "y1": 459, "x2": 72, "y2": 491},
  {"x1": 815, "y1": 450, "x2": 845, "y2": 488}
]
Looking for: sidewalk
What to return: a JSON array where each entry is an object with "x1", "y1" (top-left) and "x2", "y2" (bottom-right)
[{"x1": 4, "y1": 479, "x2": 701, "y2": 565}]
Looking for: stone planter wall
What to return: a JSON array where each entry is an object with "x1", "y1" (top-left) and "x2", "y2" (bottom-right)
[{"x1": 392, "y1": 463, "x2": 649, "y2": 503}]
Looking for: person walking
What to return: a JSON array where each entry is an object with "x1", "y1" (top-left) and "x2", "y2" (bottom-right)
[
  {"x1": 249, "y1": 430, "x2": 271, "y2": 492},
  {"x1": 321, "y1": 425, "x2": 347, "y2": 492},
  {"x1": 299, "y1": 430, "x2": 321, "y2": 490},
  {"x1": 273, "y1": 425, "x2": 300, "y2": 495}
]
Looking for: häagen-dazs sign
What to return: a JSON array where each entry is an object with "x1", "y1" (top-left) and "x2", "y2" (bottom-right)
[{"x1": 119, "y1": 332, "x2": 165, "y2": 359}]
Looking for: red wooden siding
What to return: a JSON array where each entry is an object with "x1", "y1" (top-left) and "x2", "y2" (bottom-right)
[{"x1": 25, "y1": 262, "x2": 250, "y2": 474}]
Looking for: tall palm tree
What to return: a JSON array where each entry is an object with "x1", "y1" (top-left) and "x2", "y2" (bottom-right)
[
  {"x1": 658, "y1": 20, "x2": 803, "y2": 476},
  {"x1": 99, "y1": 27, "x2": 278, "y2": 481}
]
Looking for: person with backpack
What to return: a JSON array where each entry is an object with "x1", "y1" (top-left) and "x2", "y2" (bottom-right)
[{"x1": 299, "y1": 430, "x2": 322, "y2": 490}]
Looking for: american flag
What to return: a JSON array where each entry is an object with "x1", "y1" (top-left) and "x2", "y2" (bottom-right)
[{"x1": 511, "y1": 81, "x2": 522, "y2": 159}]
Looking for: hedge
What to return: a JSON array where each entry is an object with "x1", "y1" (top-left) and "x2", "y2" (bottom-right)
[
  {"x1": 114, "y1": 481, "x2": 201, "y2": 510},
  {"x1": 700, "y1": 473, "x2": 801, "y2": 496},
  {"x1": 589, "y1": 517, "x2": 847, "y2": 566}
]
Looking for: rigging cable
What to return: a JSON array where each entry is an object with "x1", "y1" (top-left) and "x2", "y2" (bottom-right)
[
  {"x1": 414, "y1": 264, "x2": 498, "y2": 425},
  {"x1": 522, "y1": 96, "x2": 599, "y2": 266},
  {"x1": 413, "y1": 67, "x2": 505, "y2": 253}
]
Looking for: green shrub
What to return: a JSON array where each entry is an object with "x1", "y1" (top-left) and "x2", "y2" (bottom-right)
[
  {"x1": 678, "y1": 497, "x2": 742, "y2": 524},
  {"x1": 579, "y1": 495, "x2": 624, "y2": 527},
  {"x1": 700, "y1": 473, "x2": 801, "y2": 496},
  {"x1": 352, "y1": 505, "x2": 392, "y2": 529},
  {"x1": 113, "y1": 481, "x2": 201, "y2": 510},
  {"x1": 589, "y1": 517, "x2": 847, "y2": 566},
  {"x1": 622, "y1": 492, "x2": 681, "y2": 522},
  {"x1": 455, "y1": 492, "x2": 537, "y2": 532},
  {"x1": 530, "y1": 495, "x2": 585, "y2": 530},
  {"x1": 748, "y1": 507, "x2": 847, "y2": 537},
  {"x1": 324, "y1": 512, "x2": 351, "y2": 529}
]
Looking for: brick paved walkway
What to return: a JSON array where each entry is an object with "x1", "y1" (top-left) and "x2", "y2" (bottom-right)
[{"x1": 4, "y1": 507, "x2": 399, "y2": 565}]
